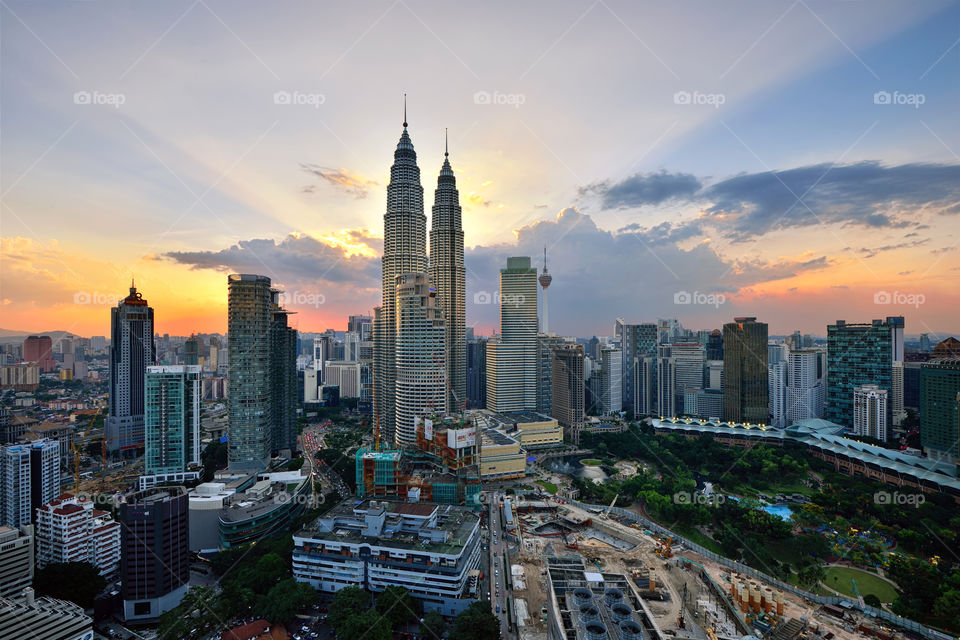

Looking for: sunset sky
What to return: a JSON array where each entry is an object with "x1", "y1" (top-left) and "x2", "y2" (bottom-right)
[{"x1": 2, "y1": 1, "x2": 959, "y2": 339}]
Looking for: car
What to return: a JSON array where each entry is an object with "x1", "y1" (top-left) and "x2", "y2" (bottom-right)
[{"x1": 496, "y1": 605, "x2": 500, "y2": 613}]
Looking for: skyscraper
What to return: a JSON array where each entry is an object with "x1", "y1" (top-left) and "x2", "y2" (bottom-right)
[
  {"x1": 551, "y1": 343, "x2": 585, "y2": 445},
  {"x1": 375, "y1": 107, "x2": 427, "y2": 446},
  {"x1": 183, "y1": 336, "x2": 199, "y2": 366},
  {"x1": 119, "y1": 487, "x2": 189, "y2": 622},
  {"x1": 22, "y1": 336, "x2": 55, "y2": 373},
  {"x1": 394, "y1": 273, "x2": 446, "y2": 446},
  {"x1": 786, "y1": 350, "x2": 823, "y2": 423},
  {"x1": 616, "y1": 321, "x2": 658, "y2": 413},
  {"x1": 1, "y1": 439, "x2": 59, "y2": 528},
  {"x1": 826, "y1": 317, "x2": 903, "y2": 428},
  {"x1": 723, "y1": 317, "x2": 769, "y2": 424},
  {"x1": 466, "y1": 337, "x2": 487, "y2": 409},
  {"x1": 429, "y1": 132, "x2": 466, "y2": 412},
  {"x1": 106, "y1": 282, "x2": 156, "y2": 452},
  {"x1": 919, "y1": 359, "x2": 960, "y2": 466},
  {"x1": 486, "y1": 257, "x2": 538, "y2": 412},
  {"x1": 769, "y1": 361, "x2": 787, "y2": 428},
  {"x1": 853, "y1": 385, "x2": 889, "y2": 441},
  {"x1": 143, "y1": 365, "x2": 201, "y2": 485},
  {"x1": 270, "y1": 291, "x2": 298, "y2": 454},
  {"x1": 227, "y1": 274, "x2": 273, "y2": 471}
]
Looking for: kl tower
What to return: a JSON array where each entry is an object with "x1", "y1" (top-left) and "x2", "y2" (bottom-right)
[{"x1": 539, "y1": 246, "x2": 552, "y2": 334}]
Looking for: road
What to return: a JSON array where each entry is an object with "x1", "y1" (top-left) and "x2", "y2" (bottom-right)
[{"x1": 486, "y1": 490, "x2": 514, "y2": 640}]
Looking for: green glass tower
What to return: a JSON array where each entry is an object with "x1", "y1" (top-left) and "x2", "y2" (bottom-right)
[
  {"x1": 144, "y1": 365, "x2": 201, "y2": 478},
  {"x1": 825, "y1": 317, "x2": 903, "y2": 428},
  {"x1": 722, "y1": 317, "x2": 768, "y2": 424},
  {"x1": 920, "y1": 359, "x2": 960, "y2": 467}
]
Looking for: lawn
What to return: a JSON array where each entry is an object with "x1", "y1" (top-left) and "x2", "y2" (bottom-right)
[
  {"x1": 822, "y1": 566, "x2": 898, "y2": 603},
  {"x1": 580, "y1": 459, "x2": 603, "y2": 466},
  {"x1": 536, "y1": 480, "x2": 558, "y2": 494}
]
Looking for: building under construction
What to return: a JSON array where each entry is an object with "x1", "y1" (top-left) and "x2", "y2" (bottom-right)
[{"x1": 356, "y1": 413, "x2": 481, "y2": 507}]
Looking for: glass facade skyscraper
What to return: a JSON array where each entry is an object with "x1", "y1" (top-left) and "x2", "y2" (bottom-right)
[
  {"x1": 106, "y1": 282, "x2": 155, "y2": 452},
  {"x1": 723, "y1": 317, "x2": 769, "y2": 424},
  {"x1": 920, "y1": 359, "x2": 960, "y2": 466},
  {"x1": 144, "y1": 365, "x2": 201, "y2": 478}
]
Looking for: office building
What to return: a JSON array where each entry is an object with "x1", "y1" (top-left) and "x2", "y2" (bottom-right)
[
  {"x1": 36, "y1": 493, "x2": 121, "y2": 577},
  {"x1": 826, "y1": 317, "x2": 903, "y2": 428},
  {"x1": 293, "y1": 499, "x2": 483, "y2": 616},
  {"x1": 22, "y1": 336, "x2": 55, "y2": 372},
  {"x1": 635, "y1": 356, "x2": 657, "y2": 416},
  {"x1": 920, "y1": 359, "x2": 960, "y2": 467},
  {"x1": 786, "y1": 350, "x2": 824, "y2": 423},
  {"x1": 270, "y1": 291, "x2": 298, "y2": 454},
  {"x1": 706, "y1": 359, "x2": 723, "y2": 390},
  {"x1": 466, "y1": 338, "x2": 487, "y2": 409},
  {"x1": 486, "y1": 257, "x2": 539, "y2": 412},
  {"x1": 591, "y1": 346, "x2": 622, "y2": 414},
  {"x1": 183, "y1": 336, "x2": 199, "y2": 366},
  {"x1": 551, "y1": 343, "x2": 585, "y2": 445},
  {"x1": 375, "y1": 114, "x2": 428, "y2": 447},
  {"x1": 324, "y1": 361, "x2": 363, "y2": 399},
  {"x1": 723, "y1": 317, "x2": 769, "y2": 424},
  {"x1": 706, "y1": 329, "x2": 723, "y2": 361},
  {"x1": 853, "y1": 385, "x2": 889, "y2": 441},
  {"x1": 683, "y1": 388, "x2": 724, "y2": 420},
  {"x1": 90, "y1": 335, "x2": 107, "y2": 351},
  {"x1": 537, "y1": 334, "x2": 565, "y2": 415},
  {"x1": 394, "y1": 273, "x2": 447, "y2": 446},
  {"x1": 0, "y1": 525, "x2": 33, "y2": 598},
  {"x1": 672, "y1": 342, "x2": 705, "y2": 394},
  {"x1": 769, "y1": 361, "x2": 787, "y2": 428},
  {"x1": 615, "y1": 321, "x2": 658, "y2": 413},
  {"x1": 106, "y1": 282, "x2": 156, "y2": 452},
  {"x1": 120, "y1": 487, "x2": 189, "y2": 622},
  {"x1": 656, "y1": 346, "x2": 677, "y2": 418},
  {"x1": 429, "y1": 136, "x2": 466, "y2": 412},
  {"x1": 347, "y1": 315, "x2": 373, "y2": 341},
  {"x1": 1, "y1": 439, "x2": 59, "y2": 528},
  {"x1": 143, "y1": 365, "x2": 202, "y2": 488},
  {"x1": 227, "y1": 274, "x2": 273, "y2": 472},
  {"x1": 0, "y1": 586, "x2": 93, "y2": 640}
]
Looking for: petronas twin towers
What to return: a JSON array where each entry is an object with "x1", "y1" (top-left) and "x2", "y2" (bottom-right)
[{"x1": 374, "y1": 107, "x2": 465, "y2": 447}]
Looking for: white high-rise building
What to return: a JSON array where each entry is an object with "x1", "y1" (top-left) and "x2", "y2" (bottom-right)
[
  {"x1": 769, "y1": 361, "x2": 787, "y2": 428},
  {"x1": 324, "y1": 361, "x2": 363, "y2": 399},
  {"x1": 892, "y1": 361, "x2": 906, "y2": 426},
  {"x1": 594, "y1": 346, "x2": 622, "y2": 414},
  {"x1": 374, "y1": 110, "x2": 428, "y2": 447},
  {"x1": 656, "y1": 346, "x2": 677, "y2": 418},
  {"x1": 786, "y1": 349, "x2": 824, "y2": 423},
  {"x1": 672, "y1": 342, "x2": 705, "y2": 394},
  {"x1": 486, "y1": 257, "x2": 539, "y2": 412},
  {"x1": 0, "y1": 525, "x2": 34, "y2": 598},
  {"x1": 394, "y1": 273, "x2": 446, "y2": 446},
  {"x1": 1, "y1": 439, "x2": 59, "y2": 528},
  {"x1": 853, "y1": 384, "x2": 889, "y2": 441},
  {"x1": 36, "y1": 494, "x2": 121, "y2": 578},
  {"x1": 707, "y1": 360, "x2": 724, "y2": 390}
]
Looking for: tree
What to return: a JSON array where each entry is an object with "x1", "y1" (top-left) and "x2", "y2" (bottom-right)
[
  {"x1": 339, "y1": 609, "x2": 391, "y2": 640},
  {"x1": 863, "y1": 594, "x2": 882, "y2": 608},
  {"x1": 797, "y1": 564, "x2": 826, "y2": 590},
  {"x1": 375, "y1": 585, "x2": 420, "y2": 629},
  {"x1": 328, "y1": 586, "x2": 371, "y2": 630},
  {"x1": 255, "y1": 578, "x2": 317, "y2": 623},
  {"x1": 250, "y1": 552, "x2": 287, "y2": 594},
  {"x1": 420, "y1": 610, "x2": 448, "y2": 639},
  {"x1": 34, "y1": 561, "x2": 106, "y2": 609},
  {"x1": 452, "y1": 601, "x2": 501, "y2": 640}
]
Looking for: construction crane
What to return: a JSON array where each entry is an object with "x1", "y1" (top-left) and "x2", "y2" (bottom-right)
[
  {"x1": 602, "y1": 493, "x2": 620, "y2": 519},
  {"x1": 72, "y1": 408, "x2": 102, "y2": 491},
  {"x1": 851, "y1": 579, "x2": 865, "y2": 607}
]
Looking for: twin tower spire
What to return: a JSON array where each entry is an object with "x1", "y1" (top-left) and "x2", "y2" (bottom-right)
[{"x1": 374, "y1": 96, "x2": 466, "y2": 447}]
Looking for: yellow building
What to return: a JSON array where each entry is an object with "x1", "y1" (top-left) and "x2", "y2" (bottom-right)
[
  {"x1": 59, "y1": 369, "x2": 73, "y2": 381},
  {"x1": 479, "y1": 429, "x2": 526, "y2": 480}
]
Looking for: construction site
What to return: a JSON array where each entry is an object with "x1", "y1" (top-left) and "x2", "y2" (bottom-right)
[{"x1": 505, "y1": 493, "x2": 912, "y2": 640}]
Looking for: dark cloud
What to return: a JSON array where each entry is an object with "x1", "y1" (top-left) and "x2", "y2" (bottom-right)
[
  {"x1": 702, "y1": 161, "x2": 960, "y2": 241},
  {"x1": 300, "y1": 163, "x2": 378, "y2": 198},
  {"x1": 581, "y1": 171, "x2": 702, "y2": 209}
]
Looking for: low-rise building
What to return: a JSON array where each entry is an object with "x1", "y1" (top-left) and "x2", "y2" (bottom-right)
[
  {"x1": 293, "y1": 499, "x2": 482, "y2": 616},
  {"x1": 478, "y1": 428, "x2": 526, "y2": 480}
]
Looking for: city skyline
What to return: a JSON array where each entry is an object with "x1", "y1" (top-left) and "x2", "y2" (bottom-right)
[{"x1": 2, "y1": 1, "x2": 959, "y2": 338}]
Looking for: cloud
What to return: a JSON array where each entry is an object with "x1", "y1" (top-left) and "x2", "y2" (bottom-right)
[
  {"x1": 163, "y1": 233, "x2": 380, "y2": 309},
  {"x1": 701, "y1": 161, "x2": 960, "y2": 241},
  {"x1": 854, "y1": 237, "x2": 930, "y2": 258},
  {"x1": 581, "y1": 170, "x2": 702, "y2": 209},
  {"x1": 300, "y1": 164, "x2": 378, "y2": 199}
]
